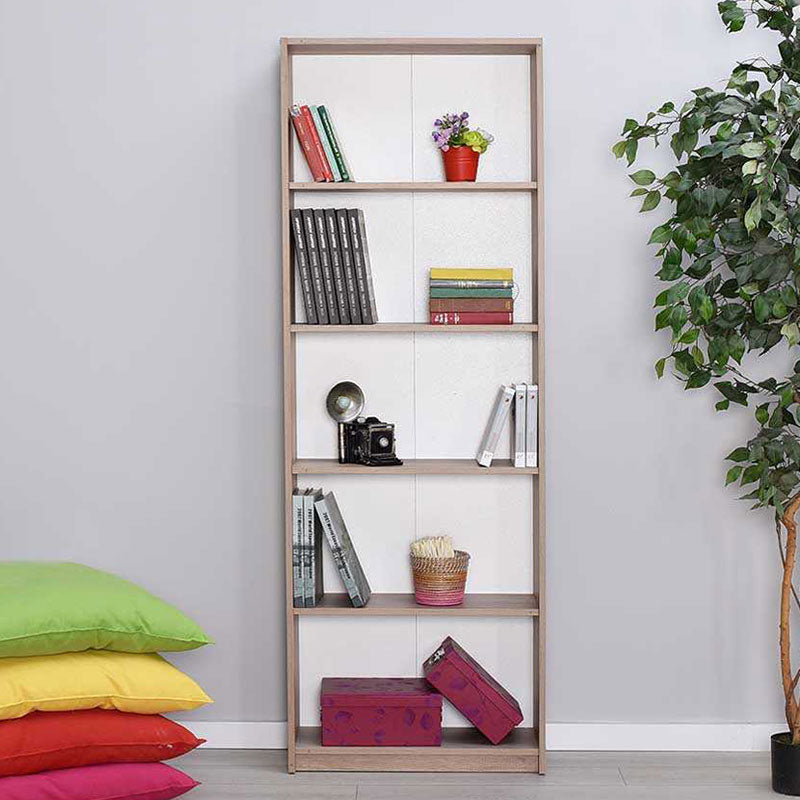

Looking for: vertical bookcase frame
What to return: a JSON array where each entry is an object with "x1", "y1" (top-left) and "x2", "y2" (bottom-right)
[{"x1": 280, "y1": 37, "x2": 544, "y2": 774}]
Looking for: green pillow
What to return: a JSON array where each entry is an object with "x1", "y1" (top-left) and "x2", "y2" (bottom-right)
[{"x1": 0, "y1": 562, "x2": 211, "y2": 657}]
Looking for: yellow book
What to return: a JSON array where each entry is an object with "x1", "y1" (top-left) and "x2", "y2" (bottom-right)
[{"x1": 430, "y1": 268, "x2": 514, "y2": 281}]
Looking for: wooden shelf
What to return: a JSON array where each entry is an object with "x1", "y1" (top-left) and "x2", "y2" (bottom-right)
[
  {"x1": 289, "y1": 181, "x2": 537, "y2": 192},
  {"x1": 293, "y1": 458, "x2": 539, "y2": 475},
  {"x1": 294, "y1": 592, "x2": 538, "y2": 617},
  {"x1": 295, "y1": 726, "x2": 539, "y2": 772},
  {"x1": 290, "y1": 322, "x2": 537, "y2": 333},
  {"x1": 285, "y1": 37, "x2": 541, "y2": 56}
]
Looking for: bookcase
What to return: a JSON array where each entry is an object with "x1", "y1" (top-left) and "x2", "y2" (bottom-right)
[{"x1": 281, "y1": 37, "x2": 544, "y2": 774}]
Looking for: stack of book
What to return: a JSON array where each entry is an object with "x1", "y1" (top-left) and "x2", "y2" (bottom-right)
[
  {"x1": 291, "y1": 489, "x2": 372, "y2": 608},
  {"x1": 429, "y1": 268, "x2": 515, "y2": 325},
  {"x1": 290, "y1": 104, "x2": 352, "y2": 182},
  {"x1": 290, "y1": 208, "x2": 378, "y2": 324},
  {"x1": 476, "y1": 383, "x2": 538, "y2": 468}
]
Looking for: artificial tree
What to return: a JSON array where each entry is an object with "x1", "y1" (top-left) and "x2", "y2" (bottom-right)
[{"x1": 614, "y1": 0, "x2": 800, "y2": 745}]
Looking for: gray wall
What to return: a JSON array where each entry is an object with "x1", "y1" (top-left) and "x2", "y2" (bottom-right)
[{"x1": 0, "y1": 0, "x2": 784, "y2": 724}]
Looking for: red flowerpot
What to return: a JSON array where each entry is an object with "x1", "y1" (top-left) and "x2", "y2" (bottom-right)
[{"x1": 442, "y1": 146, "x2": 480, "y2": 181}]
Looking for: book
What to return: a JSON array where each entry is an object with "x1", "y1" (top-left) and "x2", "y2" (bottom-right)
[
  {"x1": 302, "y1": 489, "x2": 316, "y2": 607},
  {"x1": 317, "y1": 105, "x2": 352, "y2": 182},
  {"x1": 291, "y1": 490, "x2": 304, "y2": 607},
  {"x1": 430, "y1": 279, "x2": 514, "y2": 289},
  {"x1": 430, "y1": 288, "x2": 514, "y2": 299},
  {"x1": 300, "y1": 105, "x2": 333, "y2": 181},
  {"x1": 430, "y1": 312, "x2": 513, "y2": 325},
  {"x1": 514, "y1": 384, "x2": 526, "y2": 468},
  {"x1": 429, "y1": 298, "x2": 513, "y2": 313},
  {"x1": 289, "y1": 105, "x2": 325, "y2": 182},
  {"x1": 324, "y1": 209, "x2": 351, "y2": 323},
  {"x1": 347, "y1": 209, "x2": 376, "y2": 324},
  {"x1": 476, "y1": 385, "x2": 514, "y2": 467},
  {"x1": 430, "y1": 268, "x2": 514, "y2": 281},
  {"x1": 290, "y1": 209, "x2": 317, "y2": 324},
  {"x1": 315, "y1": 491, "x2": 372, "y2": 607},
  {"x1": 305, "y1": 487, "x2": 324, "y2": 606},
  {"x1": 354, "y1": 209, "x2": 378, "y2": 323},
  {"x1": 310, "y1": 106, "x2": 342, "y2": 182},
  {"x1": 301, "y1": 208, "x2": 329, "y2": 324},
  {"x1": 336, "y1": 209, "x2": 362, "y2": 324},
  {"x1": 314, "y1": 210, "x2": 340, "y2": 324},
  {"x1": 526, "y1": 384, "x2": 539, "y2": 468}
]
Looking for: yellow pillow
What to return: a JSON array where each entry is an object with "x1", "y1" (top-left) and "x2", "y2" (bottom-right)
[{"x1": 0, "y1": 650, "x2": 212, "y2": 720}]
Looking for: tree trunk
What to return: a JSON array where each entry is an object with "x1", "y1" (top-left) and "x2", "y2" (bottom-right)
[{"x1": 781, "y1": 496, "x2": 800, "y2": 744}]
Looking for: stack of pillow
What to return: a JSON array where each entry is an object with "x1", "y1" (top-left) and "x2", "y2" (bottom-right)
[{"x1": 0, "y1": 562, "x2": 212, "y2": 800}]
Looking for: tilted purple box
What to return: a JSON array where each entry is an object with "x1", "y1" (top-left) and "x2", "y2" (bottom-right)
[
  {"x1": 321, "y1": 677, "x2": 443, "y2": 747},
  {"x1": 423, "y1": 636, "x2": 523, "y2": 744}
]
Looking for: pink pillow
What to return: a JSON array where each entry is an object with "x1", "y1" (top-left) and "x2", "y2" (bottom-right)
[{"x1": 0, "y1": 762, "x2": 198, "y2": 800}]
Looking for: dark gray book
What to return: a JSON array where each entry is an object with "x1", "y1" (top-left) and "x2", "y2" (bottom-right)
[
  {"x1": 291, "y1": 489, "x2": 304, "y2": 608},
  {"x1": 290, "y1": 209, "x2": 317, "y2": 324},
  {"x1": 336, "y1": 209, "x2": 362, "y2": 324},
  {"x1": 314, "y1": 491, "x2": 371, "y2": 607},
  {"x1": 324, "y1": 209, "x2": 350, "y2": 323},
  {"x1": 355, "y1": 208, "x2": 378, "y2": 323},
  {"x1": 347, "y1": 209, "x2": 376, "y2": 324},
  {"x1": 301, "y1": 209, "x2": 329, "y2": 324},
  {"x1": 314, "y1": 210, "x2": 340, "y2": 324}
]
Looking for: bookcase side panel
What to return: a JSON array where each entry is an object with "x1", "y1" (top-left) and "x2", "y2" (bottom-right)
[
  {"x1": 412, "y1": 193, "x2": 533, "y2": 323},
  {"x1": 411, "y1": 55, "x2": 531, "y2": 182},
  {"x1": 291, "y1": 55, "x2": 413, "y2": 183},
  {"x1": 416, "y1": 617, "x2": 534, "y2": 728},
  {"x1": 299, "y1": 617, "x2": 417, "y2": 725}
]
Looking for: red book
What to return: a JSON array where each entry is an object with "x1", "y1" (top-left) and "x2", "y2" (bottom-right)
[
  {"x1": 290, "y1": 105, "x2": 325, "y2": 182},
  {"x1": 429, "y1": 311, "x2": 513, "y2": 325},
  {"x1": 300, "y1": 105, "x2": 334, "y2": 181},
  {"x1": 429, "y1": 297, "x2": 513, "y2": 313}
]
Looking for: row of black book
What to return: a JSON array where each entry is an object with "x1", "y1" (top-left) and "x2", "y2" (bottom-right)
[
  {"x1": 292, "y1": 488, "x2": 372, "y2": 608},
  {"x1": 290, "y1": 208, "x2": 378, "y2": 325}
]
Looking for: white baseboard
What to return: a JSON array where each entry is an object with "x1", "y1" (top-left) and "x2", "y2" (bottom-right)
[{"x1": 193, "y1": 722, "x2": 784, "y2": 752}]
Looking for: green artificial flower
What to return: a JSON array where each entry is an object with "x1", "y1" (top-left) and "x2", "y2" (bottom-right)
[{"x1": 461, "y1": 129, "x2": 491, "y2": 153}]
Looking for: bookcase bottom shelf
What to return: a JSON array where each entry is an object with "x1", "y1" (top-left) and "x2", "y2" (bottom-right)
[
  {"x1": 293, "y1": 458, "x2": 539, "y2": 475},
  {"x1": 294, "y1": 726, "x2": 539, "y2": 773},
  {"x1": 293, "y1": 592, "x2": 538, "y2": 617}
]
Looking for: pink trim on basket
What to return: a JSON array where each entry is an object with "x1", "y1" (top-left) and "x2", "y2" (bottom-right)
[{"x1": 414, "y1": 589, "x2": 465, "y2": 606}]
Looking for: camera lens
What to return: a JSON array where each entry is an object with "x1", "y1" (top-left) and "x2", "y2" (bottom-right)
[{"x1": 378, "y1": 436, "x2": 389, "y2": 448}]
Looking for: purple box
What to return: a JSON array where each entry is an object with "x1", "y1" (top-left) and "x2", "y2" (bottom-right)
[
  {"x1": 423, "y1": 636, "x2": 523, "y2": 744},
  {"x1": 321, "y1": 678, "x2": 443, "y2": 747}
]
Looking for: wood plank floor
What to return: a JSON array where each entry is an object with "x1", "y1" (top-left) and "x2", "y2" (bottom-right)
[{"x1": 175, "y1": 749, "x2": 777, "y2": 799}]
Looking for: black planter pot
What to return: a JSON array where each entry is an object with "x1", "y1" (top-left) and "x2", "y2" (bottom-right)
[{"x1": 773, "y1": 733, "x2": 800, "y2": 794}]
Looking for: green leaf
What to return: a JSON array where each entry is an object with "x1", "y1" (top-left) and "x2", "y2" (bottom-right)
[
  {"x1": 691, "y1": 345, "x2": 704, "y2": 366},
  {"x1": 623, "y1": 118, "x2": 638, "y2": 133},
  {"x1": 739, "y1": 141, "x2": 767, "y2": 158},
  {"x1": 716, "y1": 399, "x2": 730, "y2": 411},
  {"x1": 648, "y1": 224, "x2": 673, "y2": 245},
  {"x1": 655, "y1": 307, "x2": 672, "y2": 331},
  {"x1": 742, "y1": 159, "x2": 759, "y2": 175},
  {"x1": 686, "y1": 370, "x2": 711, "y2": 389},
  {"x1": 726, "y1": 465, "x2": 743, "y2": 485},
  {"x1": 699, "y1": 296, "x2": 714, "y2": 323},
  {"x1": 754, "y1": 294, "x2": 771, "y2": 323},
  {"x1": 625, "y1": 139, "x2": 638, "y2": 166},
  {"x1": 727, "y1": 447, "x2": 750, "y2": 462},
  {"x1": 791, "y1": 135, "x2": 800, "y2": 161},
  {"x1": 756, "y1": 404, "x2": 769, "y2": 424},
  {"x1": 679, "y1": 328, "x2": 700, "y2": 344},
  {"x1": 782, "y1": 322, "x2": 800, "y2": 347},
  {"x1": 630, "y1": 169, "x2": 656, "y2": 185},
  {"x1": 612, "y1": 140, "x2": 627, "y2": 159},
  {"x1": 640, "y1": 190, "x2": 661, "y2": 212},
  {"x1": 655, "y1": 358, "x2": 666, "y2": 378},
  {"x1": 744, "y1": 197, "x2": 762, "y2": 232},
  {"x1": 671, "y1": 305, "x2": 689, "y2": 335},
  {"x1": 630, "y1": 188, "x2": 649, "y2": 197},
  {"x1": 782, "y1": 384, "x2": 796, "y2": 407}
]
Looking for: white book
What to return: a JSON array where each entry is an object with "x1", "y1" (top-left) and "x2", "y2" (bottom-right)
[
  {"x1": 291, "y1": 490, "x2": 304, "y2": 608},
  {"x1": 302, "y1": 489, "x2": 317, "y2": 607},
  {"x1": 526, "y1": 384, "x2": 539, "y2": 468},
  {"x1": 514, "y1": 383, "x2": 526, "y2": 468},
  {"x1": 476, "y1": 384, "x2": 515, "y2": 467}
]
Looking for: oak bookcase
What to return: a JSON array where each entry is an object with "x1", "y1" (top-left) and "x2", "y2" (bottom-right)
[{"x1": 281, "y1": 37, "x2": 545, "y2": 774}]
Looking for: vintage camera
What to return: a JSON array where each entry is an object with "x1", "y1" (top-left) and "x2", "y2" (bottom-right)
[
  {"x1": 340, "y1": 416, "x2": 402, "y2": 466},
  {"x1": 325, "y1": 381, "x2": 403, "y2": 467}
]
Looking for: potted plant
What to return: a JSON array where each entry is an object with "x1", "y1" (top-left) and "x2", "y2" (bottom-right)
[
  {"x1": 614, "y1": 0, "x2": 800, "y2": 793},
  {"x1": 432, "y1": 112, "x2": 494, "y2": 181}
]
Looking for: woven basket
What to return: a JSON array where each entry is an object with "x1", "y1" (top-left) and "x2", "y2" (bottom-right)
[{"x1": 411, "y1": 550, "x2": 471, "y2": 606}]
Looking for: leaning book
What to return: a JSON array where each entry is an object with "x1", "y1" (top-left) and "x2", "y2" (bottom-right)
[{"x1": 314, "y1": 491, "x2": 371, "y2": 607}]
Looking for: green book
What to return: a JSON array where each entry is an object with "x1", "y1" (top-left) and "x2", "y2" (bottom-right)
[
  {"x1": 429, "y1": 288, "x2": 514, "y2": 298},
  {"x1": 310, "y1": 106, "x2": 341, "y2": 182},
  {"x1": 317, "y1": 105, "x2": 351, "y2": 182}
]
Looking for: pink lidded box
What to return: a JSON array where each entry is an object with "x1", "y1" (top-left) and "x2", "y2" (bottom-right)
[
  {"x1": 321, "y1": 677, "x2": 443, "y2": 746},
  {"x1": 423, "y1": 636, "x2": 523, "y2": 744}
]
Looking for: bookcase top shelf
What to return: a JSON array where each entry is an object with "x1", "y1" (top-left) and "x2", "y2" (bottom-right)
[
  {"x1": 283, "y1": 37, "x2": 541, "y2": 56},
  {"x1": 289, "y1": 181, "x2": 537, "y2": 192},
  {"x1": 294, "y1": 592, "x2": 538, "y2": 617},
  {"x1": 289, "y1": 323, "x2": 538, "y2": 334},
  {"x1": 293, "y1": 458, "x2": 539, "y2": 475}
]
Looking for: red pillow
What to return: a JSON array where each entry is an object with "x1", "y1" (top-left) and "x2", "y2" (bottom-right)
[
  {"x1": 0, "y1": 763, "x2": 198, "y2": 800},
  {"x1": 0, "y1": 710, "x2": 204, "y2": 777}
]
